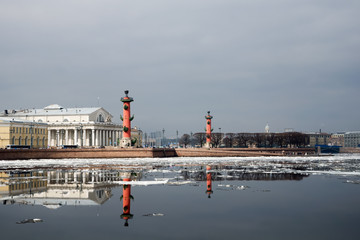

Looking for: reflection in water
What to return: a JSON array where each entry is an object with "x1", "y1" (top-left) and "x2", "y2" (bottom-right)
[
  {"x1": 206, "y1": 165, "x2": 213, "y2": 198},
  {"x1": 0, "y1": 169, "x2": 142, "y2": 208},
  {"x1": 1, "y1": 156, "x2": 360, "y2": 240},
  {"x1": 120, "y1": 174, "x2": 135, "y2": 227},
  {"x1": 0, "y1": 165, "x2": 308, "y2": 212}
]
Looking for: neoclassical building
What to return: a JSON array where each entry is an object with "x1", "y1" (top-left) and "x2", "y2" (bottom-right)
[
  {"x1": 0, "y1": 117, "x2": 48, "y2": 149},
  {"x1": 2, "y1": 104, "x2": 122, "y2": 147}
]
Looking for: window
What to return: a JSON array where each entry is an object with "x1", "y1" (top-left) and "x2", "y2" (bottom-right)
[{"x1": 97, "y1": 114, "x2": 104, "y2": 122}]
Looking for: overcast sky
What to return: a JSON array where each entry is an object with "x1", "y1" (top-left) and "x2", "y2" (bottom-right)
[{"x1": 1, "y1": 0, "x2": 359, "y2": 137}]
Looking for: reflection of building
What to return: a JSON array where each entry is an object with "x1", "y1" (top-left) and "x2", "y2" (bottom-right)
[
  {"x1": 0, "y1": 171, "x2": 47, "y2": 201},
  {"x1": 1, "y1": 104, "x2": 122, "y2": 148},
  {"x1": 0, "y1": 169, "x2": 141, "y2": 208},
  {"x1": 0, "y1": 117, "x2": 48, "y2": 149},
  {"x1": 180, "y1": 166, "x2": 308, "y2": 182}
]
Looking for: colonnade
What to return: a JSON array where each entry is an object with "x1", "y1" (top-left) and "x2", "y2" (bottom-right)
[{"x1": 48, "y1": 127, "x2": 122, "y2": 147}]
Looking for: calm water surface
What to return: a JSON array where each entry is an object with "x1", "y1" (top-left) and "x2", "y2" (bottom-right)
[{"x1": 1, "y1": 155, "x2": 360, "y2": 239}]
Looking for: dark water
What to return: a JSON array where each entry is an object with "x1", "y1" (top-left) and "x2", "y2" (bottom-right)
[{"x1": 1, "y1": 160, "x2": 360, "y2": 240}]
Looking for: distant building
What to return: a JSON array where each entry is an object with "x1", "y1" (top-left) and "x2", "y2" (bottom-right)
[
  {"x1": 1, "y1": 104, "x2": 122, "y2": 147},
  {"x1": 344, "y1": 131, "x2": 360, "y2": 148},
  {"x1": 147, "y1": 131, "x2": 163, "y2": 147},
  {"x1": 130, "y1": 127, "x2": 143, "y2": 148},
  {"x1": 284, "y1": 128, "x2": 294, "y2": 133},
  {"x1": 329, "y1": 132, "x2": 345, "y2": 146},
  {"x1": 0, "y1": 117, "x2": 48, "y2": 149},
  {"x1": 265, "y1": 123, "x2": 270, "y2": 133},
  {"x1": 306, "y1": 132, "x2": 331, "y2": 147}
]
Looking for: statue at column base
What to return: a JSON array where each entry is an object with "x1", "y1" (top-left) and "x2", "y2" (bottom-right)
[
  {"x1": 204, "y1": 142, "x2": 212, "y2": 149},
  {"x1": 120, "y1": 137, "x2": 132, "y2": 148}
]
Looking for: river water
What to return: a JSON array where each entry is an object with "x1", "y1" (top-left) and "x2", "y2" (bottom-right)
[{"x1": 1, "y1": 154, "x2": 360, "y2": 239}]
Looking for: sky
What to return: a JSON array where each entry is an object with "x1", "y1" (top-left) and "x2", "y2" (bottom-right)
[{"x1": 1, "y1": 0, "x2": 359, "y2": 137}]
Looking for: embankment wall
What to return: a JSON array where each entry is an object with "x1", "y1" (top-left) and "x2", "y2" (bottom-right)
[{"x1": 0, "y1": 147, "x2": 315, "y2": 160}]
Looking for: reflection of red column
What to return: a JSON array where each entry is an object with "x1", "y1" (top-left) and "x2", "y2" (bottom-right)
[
  {"x1": 206, "y1": 166, "x2": 213, "y2": 198},
  {"x1": 204, "y1": 111, "x2": 213, "y2": 148},
  {"x1": 121, "y1": 178, "x2": 133, "y2": 227},
  {"x1": 120, "y1": 90, "x2": 134, "y2": 147}
]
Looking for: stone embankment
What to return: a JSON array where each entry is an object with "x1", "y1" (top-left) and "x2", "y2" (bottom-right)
[
  {"x1": 340, "y1": 147, "x2": 360, "y2": 153},
  {"x1": 0, "y1": 147, "x2": 315, "y2": 160},
  {"x1": 175, "y1": 147, "x2": 314, "y2": 157}
]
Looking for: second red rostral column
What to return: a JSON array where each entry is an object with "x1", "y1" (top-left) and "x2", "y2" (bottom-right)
[{"x1": 204, "y1": 111, "x2": 213, "y2": 148}]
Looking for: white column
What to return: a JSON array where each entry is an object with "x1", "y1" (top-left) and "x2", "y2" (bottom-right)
[
  {"x1": 106, "y1": 131, "x2": 108, "y2": 146},
  {"x1": 102, "y1": 130, "x2": 105, "y2": 146},
  {"x1": 56, "y1": 130, "x2": 60, "y2": 147},
  {"x1": 95, "y1": 130, "x2": 99, "y2": 146},
  {"x1": 48, "y1": 130, "x2": 51, "y2": 147},
  {"x1": 74, "y1": 128, "x2": 78, "y2": 146},
  {"x1": 98, "y1": 129, "x2": 102, "y2": 146},
  {"x1": 65, "y1": 129, "x2": 69, "y2": 145},
  {"x1": 92, "y1": 129, "x2": 95, "y2": 147},
  {"x1": 111, "y1": 130, "x2": 115, "y2": 146},
  {"x1": 83, "y1": 129, "x2": 86, "y2": 146}
]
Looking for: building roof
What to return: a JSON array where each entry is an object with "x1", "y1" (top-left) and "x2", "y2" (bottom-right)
[
  {"x1": 0, "y1": 117, "x2": 47, "y2": 125},
  {"x1": 3, "y1": 105, "x2": 103, "y2": 117},
  {"x1": 345, "y1": 131, "x2": 360, "y2": 134}
]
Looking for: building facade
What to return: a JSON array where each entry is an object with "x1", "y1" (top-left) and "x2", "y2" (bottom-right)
[
  {"x1": 0, "y1": 117, "x2": 48, "y2": 149},
  {"x1": 329, "y1": 132, "x2": 345, "y2": 146},
  {"x1": 2, "y1": 104, "x2": 122, "y2": 148},
  {"x1": 306, "y1": 132, "x2": 331, "y2": 147},
  {"x1": 344, "y1": 131, "x2": 360, "y2": 148}
]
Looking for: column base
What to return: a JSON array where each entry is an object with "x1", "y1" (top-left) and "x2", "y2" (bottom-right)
[
  {"x1": 120, "y1": 137, "x2": 132, "y2": 148},
  {"x1": 203, "y1": 142, "x2": 212, "y2": 149}
]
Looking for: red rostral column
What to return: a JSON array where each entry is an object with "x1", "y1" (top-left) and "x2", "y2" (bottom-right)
[
  {"x1": 120, "y1": 178, "x2": 133, "y2": 227},
  {"x1": 120, "y1": 90, "x2": 134, "y2": 147},
  {"x1": 204, "y1": 111, "x2": 213, "y2": 148}
]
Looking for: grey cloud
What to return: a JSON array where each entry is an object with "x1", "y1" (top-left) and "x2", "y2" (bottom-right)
[{"x1": 1, "y1": 0, "x2": 359, "y2": 135}]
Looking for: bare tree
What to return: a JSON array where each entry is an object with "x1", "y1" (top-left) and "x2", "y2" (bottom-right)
[
  {"x1": 179, "y1": 134, "x2": 191, "y2": 148},
  {"x1": 211, "y1": 133, "x2": 223, "y2": 148},
  {"x1": 224, "y1": 133, "x2": 236, "y2": 148},
  {"x1": 266, "y1": 133, "x2": 276, "y2": 148},
  {"x1": 253, "y1": 133, "x2": 264, "y2": 147},
  {"x1": 193, "y1": 132, "x2": 206, "y2": 147},
  {"x1": 236, "y1": 133, "x2": 251, "y2": 147}
]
